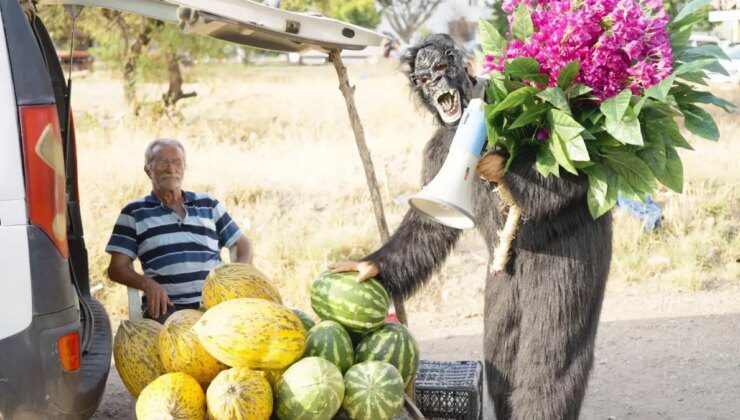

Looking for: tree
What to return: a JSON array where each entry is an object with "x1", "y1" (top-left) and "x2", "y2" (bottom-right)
[
  {"x1": 283, "y1": 0, "x2": 380, "y2": 29},
  {"x1": 484, "y1": 0, "x2": 509, "y2": 37},
  {"x1": 377, "y1": 0, "x2": 445, "y2": 44},
  {"x1": 37, "y1": 6, "x2": 234, "y2": 114}
]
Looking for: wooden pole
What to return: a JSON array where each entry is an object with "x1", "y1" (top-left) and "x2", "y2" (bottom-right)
[{"x1": 328, "y1": 49, "x2": 408, "y2": 327}]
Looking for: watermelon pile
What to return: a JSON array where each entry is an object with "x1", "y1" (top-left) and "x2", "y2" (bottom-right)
[{"x1": 113, "y1": 263, "x2": 419, "y2": 420}]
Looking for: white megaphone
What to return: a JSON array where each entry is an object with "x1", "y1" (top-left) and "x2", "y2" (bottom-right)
[{"x1": 408, "y1": 97, "x2": 488, "y2": 230}]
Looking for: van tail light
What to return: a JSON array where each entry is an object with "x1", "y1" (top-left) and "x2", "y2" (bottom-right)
[
  {"x1": 58, "y1": 331, "x2": 80, "y2": 372},
  {"x1": 19, "y1": 104, "x2": 68, "y2": 258}
]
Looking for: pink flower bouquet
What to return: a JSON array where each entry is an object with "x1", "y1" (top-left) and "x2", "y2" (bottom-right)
[{"x1": 480, "y1": 0, "x2": 734, "y2": 218}]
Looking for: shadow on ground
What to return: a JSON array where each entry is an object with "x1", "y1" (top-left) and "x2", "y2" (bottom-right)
[{"x1": 418, "y1": 313, "x2": 740, "y2": 420}]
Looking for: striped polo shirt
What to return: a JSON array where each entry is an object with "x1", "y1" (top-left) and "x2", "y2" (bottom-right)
[{"x1": 105, "y1": 191, "x2": 242, "y2": 305}]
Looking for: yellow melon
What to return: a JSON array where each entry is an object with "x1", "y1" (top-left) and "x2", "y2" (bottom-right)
[
  {"x1": 135, "y1": 372, "x2": 206, "y2": 420},
  {"x1": 207, "y1": 367, "x2": 273, "y2": 420},
  {"x1": 113, "y1": 319, "x2": 166, "y2": 397},
  {"x1": 158, "y1": 309, "x2": 228, "y2": 388},
  {"x1": 258, "y1": 368, "x2": 285, "y2": 390},
  {"x1": 193, "y1": 298, "x2": 306, "y2": 370},
  {"x1": 202, "y1": 263, "x2": 282, "y2": 309}
]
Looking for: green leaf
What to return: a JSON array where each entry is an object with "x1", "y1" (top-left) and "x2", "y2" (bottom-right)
[
  {"x1": 537, "y1": 87, "x2": 570, "y2": 114},
  {"x1": 651, "y1": 118, "x2": 694, "y2": 150},
  {"x1": 600, "y1": 89, "x2": 632, "y2": 121},
  {"x1": 581, "y1": 129, "x2": 596, "y2": 140},
  {"x1": 502, "y1": 79, "x2": 527, "y2": 93},
  {"x1": 567, "y1": 83, "x2": 593, "y2": 98},
  {"x1": 670, "y1": 25, "x2": 693, "y2": 49},
  {"x1": 672, "y1": 0, "x2": 713, "y2": 28},
  {"x1": 557, "y1": 61, "x2": 579, "y2": 89},
  {"x1": 509, "y1": 103, "x2": 550, "y2": 129},
  {"x1": 605, "y1": 107, "x2": 643, "y2": 146},
  {"x1": 655, "y1": 146, "x2": 684, "y2": 193},
  {"x1": 487, "y1": 123, "x2": 499, "y2": 148},
  {"x1": 582, "y1": 164, "x2": 614, "y2": 218},
  {"x1": 680, "y1": 103, "x2": 719, "y2": 141},
  {"x1": 677, "y1": 71, "x2": 708, "y2": 85},
  {"x1": 644, "y1": 74, "x2": 676, "y2": 102},
  {"x1": 504, "y1": 57, "x2": 548, "y2": 85},
  {"x1": 503, "y1": 142, "x2": 520, "y2": 172},
  {"x1": 638, "y1": 126, "x2": 667, "y2": 177},
  {"x1": 486, "y1": 79, "x2": 507, "y2": 102},
  {"x1": 633, "y1": 96, "x2": 648, "y2": 116},
  {"x1": 678, "y1": 45, "x2": 730, "y2": 61},
  {"x1": 675, "y1": 57, "x2": 718, "y2": 75},
  {"x1": 591, "y1": 132, "x2": 622, "y2": 147},
  {"x1": 536, "y1": 142, "x2": 559, "y2": 177},
  {"x1": 549, "y1": 131, "x2": 578, "y2": 175},
  {"x1": 548, "y1": 109, "x2": 584, "y2": 141},
  {"x1": 563, "y1": 135, "x2": 590, "y2": 162},
  {"x1": 489, "y1": 86, "x2": 538, "y2": 117},
  {"x1": 513, "y1": 3, "x2": 534, "y2": 41},
  {"x1": 479, "y1": 19, "x2": 507, "y2": 57},
  {"x1": 574, "y1": 161, "x2": 595, "y2": 169},
  {"x1": 615, "y1": 173, "x2": 644, "y2": 201},
  {"x1": 704, "y1": 60, "x2": 730, "y2": 76},
  {"x1": 504, "y1": 57, "x2": 539, "y2": 77},
  {"x1": 603, "y1": 150, "x2": 657, "y2": 194},
  {"x1": 681, "y1": 91, "x2": 736, "y2": 112},
  {"x1": 641, "y1": 102, "x2": 683, "y2": 119}
]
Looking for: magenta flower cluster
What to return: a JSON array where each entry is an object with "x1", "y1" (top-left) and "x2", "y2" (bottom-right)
[{"x1": 484, "y1": 0, "x2": 673, "y2": 100}]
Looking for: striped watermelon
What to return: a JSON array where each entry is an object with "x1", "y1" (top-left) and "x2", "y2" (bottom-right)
[
  {"x1": 275, "y1": 357, "x2": 345, "y2": 420},
  {"x1": 342, "y1": 361, "x2": 405, "y2": 420},
  {"x1": 354, "y1": 323, "x2": 420, "y2": 387},
  {"x1": 292, "y1": 308, "x2": 316, "y2": 332},
  {"x1": 311, "y1": 271, "x2": 389, "y2": 333},
  {"x1": 304, "y1": 321, "x2": 354, "y2": 374},
  {"x1": 346, "y1": 328, "x2": 367, "y2": 349}
]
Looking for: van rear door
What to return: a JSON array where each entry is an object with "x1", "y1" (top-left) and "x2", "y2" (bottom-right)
[{"x1": 38, "y1": 0, "x2": 386, "y2": 52}]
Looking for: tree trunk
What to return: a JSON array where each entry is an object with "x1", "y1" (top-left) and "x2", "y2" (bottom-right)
[{"x1": 162, "y1": 51, "x2": 197, "y2": 108}]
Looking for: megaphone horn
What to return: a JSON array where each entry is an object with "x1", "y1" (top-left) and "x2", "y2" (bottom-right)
[{"x1": 408, "y1": 98, "x2": 488, "y2": 230}]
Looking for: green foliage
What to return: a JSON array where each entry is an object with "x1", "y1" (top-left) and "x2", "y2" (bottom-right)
[
  {"x1": 484, "y1": 0, "x2": 510, "y2": 37},
  {"x1": 480, "y1": 0, "x2": 735, "y2": 219},
  {"x1": 284, "y1": 0, "x2": 379, "y2": 28}
]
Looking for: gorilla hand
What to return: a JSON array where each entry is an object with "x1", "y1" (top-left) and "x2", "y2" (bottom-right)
[
  {"x1": 327, "y1": 260, "x2": 379, "y2": 283},
  {"x1": 476, "y1": 152, "x2": 506, "y2": 183}
]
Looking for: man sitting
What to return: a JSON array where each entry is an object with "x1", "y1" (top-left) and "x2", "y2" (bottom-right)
[{"x1": 106, "y1": 138, "x2": 252, "y2": 322}]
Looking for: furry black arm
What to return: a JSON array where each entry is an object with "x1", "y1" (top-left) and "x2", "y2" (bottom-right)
[
  {"x1": 362, "y1": 128, "x2": 463, "y2": 299},
  {"x1": 363, "y1": 210, "x2": 461, "y2": 300}
]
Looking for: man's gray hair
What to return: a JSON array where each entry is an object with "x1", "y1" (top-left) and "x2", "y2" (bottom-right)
[{"x1": 144, "y1": 138, "x2": 186, "y2": 165}]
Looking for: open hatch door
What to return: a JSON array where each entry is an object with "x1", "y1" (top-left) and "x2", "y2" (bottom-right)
[{"x1": 37, "y1": 0, "x2": 387, "y2": 52}]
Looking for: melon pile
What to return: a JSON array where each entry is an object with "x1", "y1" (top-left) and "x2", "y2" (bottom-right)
[{"x1": 113, "y1": 264, "x2": 420, "y2": 420}]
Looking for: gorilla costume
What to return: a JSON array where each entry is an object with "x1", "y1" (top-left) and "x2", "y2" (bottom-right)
[{"x1": 363, "y1": 34, "x2": 613, "y2": 419}]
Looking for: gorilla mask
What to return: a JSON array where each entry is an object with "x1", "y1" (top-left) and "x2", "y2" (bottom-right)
[{"x1": 402, "y1": 34, "x2": 476, "y2": 127}]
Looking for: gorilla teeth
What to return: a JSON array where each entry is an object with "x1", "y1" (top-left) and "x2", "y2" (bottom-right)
[{"x1": 437, "y1": 90, "x2": 458, "y2": 114}]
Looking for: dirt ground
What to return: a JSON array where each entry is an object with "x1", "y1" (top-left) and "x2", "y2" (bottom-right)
[{"x1": 93, "y1": 277, "x2": 740, "y2": 420}]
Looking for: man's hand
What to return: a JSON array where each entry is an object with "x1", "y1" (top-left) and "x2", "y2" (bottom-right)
[
  {"x1": 476, "y1": 152, "x2": 507, "y2": 183},
  {"x1": 143, "y1": 278, "x2": 173, "y2": 319},
  {"x1": 328, "y1": 260, "x2": 379, "y2": 283}
]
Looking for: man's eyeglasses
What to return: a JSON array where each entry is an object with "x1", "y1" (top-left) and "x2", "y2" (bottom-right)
[{"x1": 150, "y1": 159, "x2": 185, "y2": 170}]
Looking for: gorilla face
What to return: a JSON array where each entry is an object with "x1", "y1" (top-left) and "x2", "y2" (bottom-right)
[{"x1": 403, "y1": 34, "x2": 475, "y2": 127}]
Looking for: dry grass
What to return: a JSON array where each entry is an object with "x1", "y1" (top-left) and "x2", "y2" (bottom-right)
[{"x1": 70, "y1": 62, "x2": 739, "y2": 327}]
